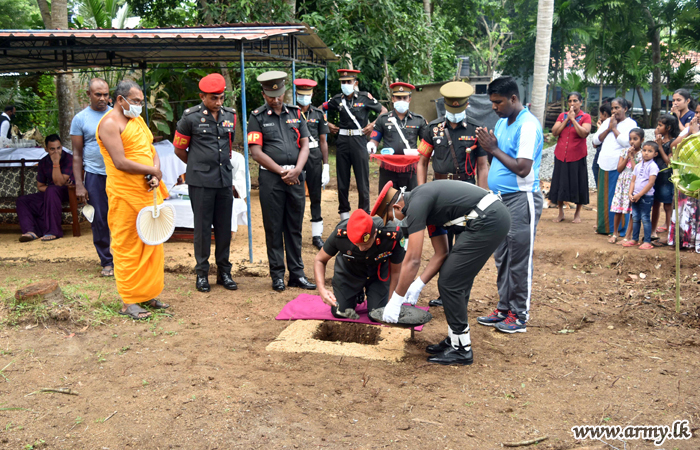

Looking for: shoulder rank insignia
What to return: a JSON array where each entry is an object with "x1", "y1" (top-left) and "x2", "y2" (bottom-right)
[
  {"x1": 185, "y1": 109, "x2": 190, "y2": 113},
  {"x1": 376, "y1": 238, "x2": 381, "y2": 246},
  {"x1": 253, "y1": 109, "x2": 259, "y2": 114},
  {"x1": 337, "y1": 229, "x2": 343, "y2": 237},
  {"x1": 391, "y1": 231, "x2": 397, "y2": 239}
]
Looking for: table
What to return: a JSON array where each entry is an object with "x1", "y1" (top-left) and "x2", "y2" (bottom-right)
[
  {"x1": 165, "y1": 196, "x2": 248, "y2": 232},
  {"x1": 0, "y1": 146, "x2": 72, "y2": 167}
]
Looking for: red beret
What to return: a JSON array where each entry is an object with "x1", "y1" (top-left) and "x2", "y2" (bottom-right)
[
  {"x1": 371, "y1": 181, "x2": 399, "y2": 222},
  {"x1": 347, "y1": 209, "x2": 375, "y2": 245},
  {"x1": 199, "y1": 73, "x2": 226, "y2": 94}
]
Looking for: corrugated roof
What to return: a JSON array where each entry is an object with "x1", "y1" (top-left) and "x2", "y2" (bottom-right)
[{"x1": 0, "y1": 23, "x2": 339, "y2": 72}]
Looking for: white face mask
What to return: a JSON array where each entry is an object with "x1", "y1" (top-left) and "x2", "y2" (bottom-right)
[
  {"x1": 121, "y1": 97, "x2": 142, "y2": 119},
  {"x1": 445, "y1": 110, "x2": 466, "y2": 123},
  {"x1": 393, "y1": 100, "x2": 409, "y2": 114},
  {"x1": 341, "y1": 84, "x2": 355, "y2": 96},
  {"x1": 296, "y1": 94, "x2": 312, "y2": 106}
]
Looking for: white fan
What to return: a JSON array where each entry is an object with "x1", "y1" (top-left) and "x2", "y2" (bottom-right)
[{"x1": 136, "y1": 189, "x2": 176, "y2": 245}]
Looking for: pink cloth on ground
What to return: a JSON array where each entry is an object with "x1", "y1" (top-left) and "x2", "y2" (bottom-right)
[{"x1": 275, "y1": 293, "x2": 427, "y2": 331}]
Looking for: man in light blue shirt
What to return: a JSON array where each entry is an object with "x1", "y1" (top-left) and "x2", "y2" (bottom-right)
[
  {"x1": 71, "y1": 78, "x2": 113, "y2": 276},
  {"x1": 475, "y1": 76, "x2": 543, "y2": 334}
]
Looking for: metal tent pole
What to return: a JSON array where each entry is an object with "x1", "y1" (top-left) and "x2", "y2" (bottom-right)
[
  {"x1": 141, "y1": 61, "x2": 149, "y2": 123},
  {"x1": 240, "y1": 47, "x2": 253, "y2": 263},
  {"x1": 292, "y1": 60, "x2": 296, "y2": 99}
]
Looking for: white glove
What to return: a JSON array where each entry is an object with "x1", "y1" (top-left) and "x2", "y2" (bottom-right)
[
  {"x1": 404, "y1": 278, "x2": 425, "y2": 306},
  {"x1": 382, "y1": 292, "x2": 405, "y2": 323},
  {"x1": 366, "y1": 141, "x2": 377, "y2": 154},
  {"x1": 321, "y1": 163, "x2": 330, "y2": 187}
]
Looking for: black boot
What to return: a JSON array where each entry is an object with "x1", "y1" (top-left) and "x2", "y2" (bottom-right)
[
  {"x1": 287, "y1": 276, "x2": 316, "y2": 290},
  {"x1": 426, "y1": 337, "x2": 450, "y2": 354},
  {"x1": 217, "y1": 272, "x2": 238, "y2": 290},
  {"x1": 312, "y1": 236, "x2": 325, "y2": 250},
  {"x1": 427, "y1": 346, "x2": 473, "y2": 365},
  {"x1": 196, "y1": 275, "x2": 210, "y2": 293},
  {"x1": 428, "y1": 298, "x2": 443, "y2": 307}
]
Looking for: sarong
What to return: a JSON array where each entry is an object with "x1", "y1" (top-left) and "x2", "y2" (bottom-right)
[
  {"x1": 596, "y1": 169, "x2": 628, "y2": 235},
  {"x1": 97, "y1": 113, "x2": 169, "y2": 304}
]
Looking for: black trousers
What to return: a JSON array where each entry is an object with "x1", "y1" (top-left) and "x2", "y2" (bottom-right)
[
  {"x1": 305, "y1": 149, "x2": 323, "y2": 223},
  {"x1": 188, "y1": 185, "x2": 233, "y2": 277},
  {"x1": 259, "y1": 169, "x2": 306, "y2": 280},
  {"x1": 438, "y1": 201, "x2": 511, "y2": 334},
  {"x1": 336, "y1": 134, "x2": 369, "y2": 214},
  {"x1": 378, "y1": 167, "x2": 417, "y2": 193}
]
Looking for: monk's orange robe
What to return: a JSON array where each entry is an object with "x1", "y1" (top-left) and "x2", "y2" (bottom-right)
[{"x1": 97, "y1": 113, "x2": 169, "y2": 304}]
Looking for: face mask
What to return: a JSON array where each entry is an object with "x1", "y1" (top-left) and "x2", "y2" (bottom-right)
[
  {"x1": 341, "y1": 84, "x2": 354, "y2": 96},
  {"x1": 394, "y1": 101, "x2": 409, "y2": 114},
  {"x1": 296, "y1": 95, "x2": 311, "y2": 106},
  {"x1": 121, "y1": 98, "x2": 142, "y2": 119},
  {"x1": 445, "y1": 110, "x2": 466, "y2": 123}
]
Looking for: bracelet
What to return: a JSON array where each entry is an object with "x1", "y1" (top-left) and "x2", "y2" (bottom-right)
[{"x1": 53, "y1": 164, "x2": 60, "y2": 168}]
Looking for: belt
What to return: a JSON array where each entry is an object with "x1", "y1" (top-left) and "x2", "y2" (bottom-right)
[
  {"x1": 434, "y1": 172, "x2": 471, "y2": 181},
  {"x1": 260, "y1": 164, "x2": 296, "y2": 171},
  {"x1": 442, "y1": 192, "x2": 501, "y2": 227},
  {"x1": 339, "y1": 129, "x2": 364, "y2": 136},
  {"x1": 308, "y1": 140, "x2": 319, "y2": 149}
]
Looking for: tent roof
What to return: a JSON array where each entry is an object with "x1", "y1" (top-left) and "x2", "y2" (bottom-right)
[{"x1": 0, "y1": 23, "x2": 339, "y2": 72}]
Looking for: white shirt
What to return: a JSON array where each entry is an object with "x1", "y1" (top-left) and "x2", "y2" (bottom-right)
[
  {"x1": 592, "y1": 117, "x2": 637, "y2": 172},
  {"x1": 0, "y1": 112, "x2": 11, "y2": 139}
]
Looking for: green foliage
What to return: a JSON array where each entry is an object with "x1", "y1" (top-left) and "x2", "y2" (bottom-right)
[
  {"x1": 0, "y1": 0, "x2": 43, "y2": 29},
  {"x1": 147, "y1": 84, "x2": 174, "y2": 137}
]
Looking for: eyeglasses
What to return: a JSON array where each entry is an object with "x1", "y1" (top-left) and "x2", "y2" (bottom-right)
[{"x1": 123, "y1": 97, "x2": 145, "y2": 107}]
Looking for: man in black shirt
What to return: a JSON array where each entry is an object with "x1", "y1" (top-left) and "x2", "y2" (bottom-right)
[
  {"x1": 314, "y1": 209, "x2": 404, "y2": 319},
  {"x1": 248, "y1": 71, "x2": 316, "y2": 292},
  {"x1": 323, "y1": 69, "x2": 386, "y2": 218},
  {"x1": 173, "y1": 73, "x2": 238, "y2": 293},
  {"x1": 372, "y1": 181, "x2": 510, "y2": 365},
  {"x1": 368, "y1": 82, "x2": 428, "y2": 192},
  {"x1": 294, "y1": 78, "x2": 331, "y2": 249}
]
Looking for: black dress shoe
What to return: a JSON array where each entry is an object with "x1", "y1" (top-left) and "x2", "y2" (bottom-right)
[
  {"x1": 426, "y1": 337, "x2": 451, "y2": 354},
  {"x1": 217, "y1": 272, "x2": 238, "y2": 290},
  {"x1": 428, "y1": 298, "x2": 443, "y2": 307},
  {"x1": 427, "y1": 347, "x2": 473, "y2": 366},
  {"x1": 312, "y1": 236, "x2": 325, "y2": 250},
  {"x1": 196, "y1": 275, "x2": 210, "y2": 293},
  {"x1": 272, "y1": 278, "x2": 286, "y2": 292},
  {"x1": 287, "y1": 276, "x2": 317, "y2": 290}
]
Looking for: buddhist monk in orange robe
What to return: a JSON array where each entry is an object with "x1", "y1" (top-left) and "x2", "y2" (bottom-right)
[{"x1": 97, "y1": 80, "x2": 170, "y2": 320}]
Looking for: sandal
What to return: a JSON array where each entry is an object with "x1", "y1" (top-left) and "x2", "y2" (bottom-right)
[
  {"x1": 118, "y1": 304, "x2": 152, "y2": 320},
  {"x1": 144, "y1": 299, "x2": 170, "y2": 310},
  {"x1": 19, "y1": 232, "x2": 38, "y2": 242},
  {"x1": 101, "y1": 266, "x2": 114, "y2": 277},
  {"x1": 622, "y1": 240, "x2": 638, "y2": 247},
  {"x1": 41, "y1": 234, "x2": 58, "y2": 241},
  {"x1": 651, "y1": 235, "x2": 659, "y2": 241},
  {"x1": 639, "y1": 242, "x2": 654, "y2": 250},
  {"x1": 656, "y1": 227, "x2": 667, "y2": 233},
  {"x1": 608, "y1": 235, "x2": 618, "y2": 244}
]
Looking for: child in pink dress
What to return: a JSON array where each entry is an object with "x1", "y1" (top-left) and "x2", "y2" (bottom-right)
[{"x1": 608, "y1": 128, "x2": 644, "y2": 243}]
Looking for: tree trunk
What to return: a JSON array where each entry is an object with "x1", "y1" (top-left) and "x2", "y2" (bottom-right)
[
  {"x1": 35, "y1": 0, "x2": 51, "y2": 27},
  {"x1": 423, "y1": 0, "x2": 433, "y2": 80},
  {"x1": 636, "y1": 86, "x2": 648, "y2": 127},
  {"x1": 50, "y1": 0, "x2": 74, "y2": 149},
  {"x1": 283, "y1": 0, "x2": 297, "y2": 105},
  {"x1": 531, "y1": 0, "x2": 555, "y2": 126},
  {"x1": 598, "y1": 77, "x2": 603, "y2": 110},
  {"x1": 645, "y1": 9, "x2": 661, "y2": 127}
]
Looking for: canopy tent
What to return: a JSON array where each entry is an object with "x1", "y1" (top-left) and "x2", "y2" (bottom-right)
[{"x1": 0, "y1": 24, "x2": 340, "y2": 262}]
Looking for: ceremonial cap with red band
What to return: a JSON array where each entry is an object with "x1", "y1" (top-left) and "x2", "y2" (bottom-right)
[
  {"x1": 294, "y1": 78, "x2": 317, "y2": 95},
  {"x1": 199, "y1": 73, "x2": 226, "y2": 94},
  {"x1": 347, "y1": 209, "x2": 375, "y2": 245},
  {"x1": 337, "y1": 69, "x2": 361, "y2": 81},
  {"x1": 389, "y1": 82, "x2": 415, "y2": 97},
  {"x1": 371, "y1": 181, "x2": 399, "y2": 225}
]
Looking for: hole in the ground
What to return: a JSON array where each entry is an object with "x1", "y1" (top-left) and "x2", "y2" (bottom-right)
[{"x1": 312, "y1": 322, "x2": 382, "y2": 345}]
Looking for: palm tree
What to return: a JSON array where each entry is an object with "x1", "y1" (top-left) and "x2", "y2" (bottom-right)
[
  {"x1": 74, "y1": 0, "x2": 139, "y2": 29},
  {"x1": 531, "y1": 0, "x2": 554, "y2": 126}
]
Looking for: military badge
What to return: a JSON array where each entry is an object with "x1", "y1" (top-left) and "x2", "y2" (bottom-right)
[
  {"x1": 400, "y1": 237, "x2": 406, "y2": 248},
  {"x1": 347, "y1": 250, "x2": 352, "y2": 255},
  {"x1": 362, "y1": 233, "x2": 370, "y2": 243},
  {"x1": 203, "y1": 110, "x2": 208, "y2": 115},
  {"x1": 398, "y1": 86, "x2": 404, "y2": 91},
  {"x1": 268, "y1": 110, "x2": 272, "y2": 115},
  {"x1": 201, "y1": 118, "x2": 206, "y2": 123},
  {"x1": 452, "y1": 101, "x2": 459, "y2": 106},
  {"x1": 436, "y1": 139, "x2": 441, "y2": 144},
  {"x1": 273, "y1": 84, "x2": 278, "y2": 89},
  {"x1": 337, "y1": 229, "x2": 343, "y2": 236},
  {"x1": 185, "y1": 109, "x2": 190, "y2": 113},
  {"x1": 253, "y1": 109, "x2": 259, "y2": 114}
]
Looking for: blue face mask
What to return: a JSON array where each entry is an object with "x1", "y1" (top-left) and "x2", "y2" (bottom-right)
[
  {"x1": 393, "y1": 101, "x2": 409, "y2": 114},
  {"x1": 341, "y1": 83, "x2": 355, "y2": 96},
  {"x1": 445, "y1": 110, "x2": 466, "y2": 123},
  {"x1": 296, "y1": 94, "x2": 311, "y2": 106}
]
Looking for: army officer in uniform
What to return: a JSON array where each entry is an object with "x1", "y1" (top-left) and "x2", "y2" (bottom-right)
[
  {"x1": 323, "y1": 69, "x2": 386, "y2": 219},
  {"x1": 368, "y1": 82, "x2": 428, "y2": 192},
  {"x1": 416, "y1": 81, "x2": 489, "y2": 307},
  {"x1": 173, "y1": 73, "x2": 238, "y2": 293},
  {"x1": 294, "y1": 78, "x2": 330, "y2": 249},
  {"x1": 313, "y1": 209, "x2": 405, "y2": 320},
  {"x1": 248, "y1": 71, "x2": 316, "y2": 292}
]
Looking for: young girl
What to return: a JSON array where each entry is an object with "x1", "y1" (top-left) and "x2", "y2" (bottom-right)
[
  {"x1": 608, "y1": 128, "x2": 644, "y2": 243},
  {"x1": 672, "y1": 88, "x2": 697, "y2": 132},
  {"x1": 650, "y1": 114, "x2": 680, "y2": 241},
  {"x1": 623, "y1": 141, "x2": 659, "y2": 249}
]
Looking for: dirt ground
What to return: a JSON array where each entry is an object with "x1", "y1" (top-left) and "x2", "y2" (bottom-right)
[{"x1": 1, "y1": 167, "x2": 700, "y2": 450}]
